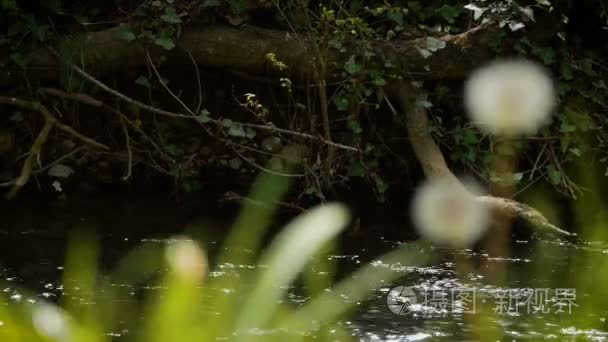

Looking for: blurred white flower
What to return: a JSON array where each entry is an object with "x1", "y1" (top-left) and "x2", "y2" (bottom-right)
[
  {"x1": 165, "y1": 237, "x2": 208, "y2": 281},
  {"x1": 32, "y1": 304, "x2": 69, "y2": 341},
  {"x1": 411, "y1": 178, "x2": 489, "y2": 248},
  {"x1": 464, "y1": 59, "x2": 556, "y2": 136}
]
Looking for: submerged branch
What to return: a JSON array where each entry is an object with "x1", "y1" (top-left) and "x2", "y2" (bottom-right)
[
  {"x1": 393, "y1": 83, "x2": 573, "y2": 238},
  {"x1": 0, "y1": 96, "x2": 109, "y2": 198}
]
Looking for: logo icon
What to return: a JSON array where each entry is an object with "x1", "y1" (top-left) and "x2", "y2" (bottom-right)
[{"x1": 387, "y1": 286, "x2": 418, "y2": 315}]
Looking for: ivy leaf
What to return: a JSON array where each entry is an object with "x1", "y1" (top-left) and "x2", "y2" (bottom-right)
[
  {"x1": 437, "y1": 5, "x2": 461, "y2": 24},
  {"x1": 464, "y1": 4, "x2": 486, "y2": 20},
  {"x1": 161, "y1": 6, "x2": 182, "y2": 24},
  {"x1": 348, "y1": 161, "x2": 365, "y2": 177},
  {"x1": 386, "y1": 9, "x2": 404, "y2": 25},
  {"x1": 164, "y1": 144, "x2": 184, "y2": 157},
  {"x1": 569, "y1": 147, "x2": 581, "y2": 157},
  {"x1": 532, "y1": 46, "x2": 556, "y2": 65},
  {"x1": 560, "y1": 63, "x2": 573, "y2": 81},
  {"x1": 196, "y1": 109, "x2": 212, "y2": 123},
  {"x1": 222, "y1": 118, "x2": 234, "y2": 127},
  {"x1": 344, "y1": 55, "x2": 362, "y2": 74},
  {"x1": 417, "y1": 48, "x2": 432, "y2": 59},
  {"x1": 333, "y1": 96, "x2": 349, "y2": 111},
  {"x1": 155, "y1": 36, "x2": 175, "y2": 50},
  {"x1": 228, "y1": 123, "x2": 247, "y2": 137},
  {"x1": 245, "y1": 127, "x2": 256, "y2": 139},
  {"x1": 135, "y1": 75, "x2": 151, "y2": 88},
  {"x1": 347, "y1": 118, "x2": 363, "y2": 134},
  {"x1": 509, "y1": 21, "x2": 525, "y2": 32},
  {"x1": 512, "y1": 172, "x2": 524, "y2": 183},
  {"x1": 425, "y1": 37, "x2": 446, "y2": 52},
  {"x1": 118, "y1": 23, "x2": 136, "y2": 42}
]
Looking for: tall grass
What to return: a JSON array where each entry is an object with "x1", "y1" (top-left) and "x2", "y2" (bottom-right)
[{"x1": 0, "y1": 170, "x2": 431, "y2": 342}]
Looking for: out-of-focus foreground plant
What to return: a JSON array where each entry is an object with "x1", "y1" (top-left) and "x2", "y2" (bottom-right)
[{"x1": 0, "y1": 170, "x2": 430, "y2": 342}]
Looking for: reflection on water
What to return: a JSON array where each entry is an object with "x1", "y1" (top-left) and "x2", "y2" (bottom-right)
[{"x1": 1, "y1": 193, "x2": 607, "y2": 341}]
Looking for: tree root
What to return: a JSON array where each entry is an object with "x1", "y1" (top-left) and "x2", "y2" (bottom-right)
[
  {"x1": 394, "y1": 83, "x2": 574, "y2": 238},
  {"x1": 0, "y1": 96, "x2": 109, "y2": 198}
]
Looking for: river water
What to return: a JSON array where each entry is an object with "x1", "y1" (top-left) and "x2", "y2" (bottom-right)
[{"x1": 1, "y1": 191, "x2": 607, "y2": 341}]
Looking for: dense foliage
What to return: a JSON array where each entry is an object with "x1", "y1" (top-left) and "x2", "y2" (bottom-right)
[{"x1": 1, "y1": 0, "x2": 607, "y2": 203}]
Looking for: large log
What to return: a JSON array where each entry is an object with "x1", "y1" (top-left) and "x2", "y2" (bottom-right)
[{"x1": 2, "y1": 24, "x2": 500, "y2": 86}]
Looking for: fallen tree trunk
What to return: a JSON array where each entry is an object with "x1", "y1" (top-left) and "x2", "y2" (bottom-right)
[{"x1": 3, "y1": 23, "x2": 501, "y2": 86}]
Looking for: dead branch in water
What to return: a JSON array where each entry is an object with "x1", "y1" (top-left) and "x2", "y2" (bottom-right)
[
  {"x1": 393, "y1": 83, "x2": 573, "y2": 238},
  {"x1": 0, "y1": 96, "x2": 109, "y2": 198}
]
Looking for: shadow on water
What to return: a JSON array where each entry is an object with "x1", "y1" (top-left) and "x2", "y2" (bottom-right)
[{"x1": 0, "y1": 191, "x2": 607, "y2": 341}]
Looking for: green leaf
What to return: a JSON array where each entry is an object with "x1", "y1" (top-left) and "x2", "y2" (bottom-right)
[
  {"x1": 347, "y1": 118, "x2": 363, "y2": 134},
  {"x1": 222, "y1": 118, "x2": 234, "y2": 127},
  {"x1": 245, "y1": 127, "x2": 256, "y2": 139},
  {"x1": 425, "y1": 37, "x2": 446, "y2": 52},
  {"x1": 161, "y1": 6, "x2": 182, "y2": 24},
  {"x1": 135, "y1": 75, "x2": 151, "y2": 88},
  {"x1": 547, "y1": 165, "x2": 561, "y2": 185},
  {"x1": 512, "y1": 172, "x2": 524, "y2": 183},
  {"x1": 372, "y1": 173, "x2": 389, "y2": 194},
  {"x1": 437, "y1": 4, "x2": 461, "y2": 24},
  {"x1": 118, "y1": 23, "x2": 136, "y2": 42},
  {"x1": 195, "y1": 109, "x2": 211, "y2": 123},
  {"x1": 532, "y1": 46, "x2": 556, "y2": 65},
  {"x1": 561, "y1": 63, "x2": 573, "y2": 81},
  {"x1": 228, "y1": 123, "x2": 247, "y2": 137},
  {"x1": 334, "y1": 96, "x2": 349, "y2": 111},
  {"x1": 164, "y1": 144, "x2": 184, "y2": 157},
  {"x1": 386, "y1": 9, "x2": 404, "y2": 25},
  {"x1": 344, "y1": 55, "x2": 362, "y2": 74},
  {"x1": 154, "y1": 36, "x2": 175, "y2": 50},
  {"x1": 348, "y1": 161, "x2": 365, "y2": 177},
  {"x1": 569, "y1": 147, "x2": 581, "y2": 157},
  {"x1": 560, "y1": 120, "x2": 576, "y2": 133}
]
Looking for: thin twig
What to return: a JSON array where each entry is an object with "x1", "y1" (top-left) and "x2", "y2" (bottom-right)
[
  {"x1": 232, "y1": 148, "x2": 305, "y2": 177},
  {"x1": 70, "y1": 64, "x2": 192, "y2": 119},
  {"x1": 186, "y1": 49, "x2": 204, "y2": 114},
  {"x1": 0, "y1": 147, "x2": 85, "y2": 187},
  {"x1": 529, "y1": 141, "x2": 548, "y2": 181},
  {"x1": 222, "y1": 191, "x2": 305, "y2": 212},
  {"x1": 115, "y1": 110, "x2": 174, "y2": 163},
  {"x1": 54, "y1": 120, "x2": 109, "y2": 151},
  {"x1": 71, "y1": 65, "x2": 359, "y2": 152},
  {"x1": 146, "y1": 51, "x2": 196, "y2": 116},
  {"x1": 0, "y1": 96, "x2": 108, "y2": 197},
  {"x1": 119, "y1": 115, "x2": 133, "y2": 181},
  {"x1": 41, "y1": 88, "x2": 103, "y2": 107}
]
